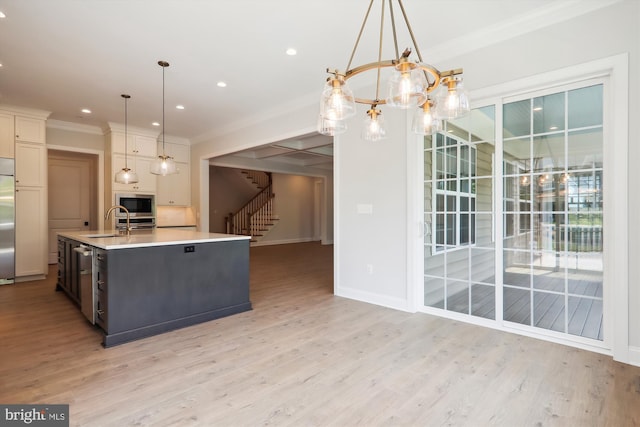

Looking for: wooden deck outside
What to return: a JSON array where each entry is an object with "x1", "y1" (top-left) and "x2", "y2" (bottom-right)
[{"x1": 444, "y1": 270, "x2": 604, "y2": 340}]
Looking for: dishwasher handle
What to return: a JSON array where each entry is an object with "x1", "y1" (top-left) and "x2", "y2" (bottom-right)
[{"x1": 73, "y1": 245, "x2": 93, "y2": 257}]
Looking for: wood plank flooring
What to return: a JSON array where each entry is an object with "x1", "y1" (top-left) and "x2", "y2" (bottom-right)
[{"x1": 1, "y1": 241, "x2": 640, "y2": 426}]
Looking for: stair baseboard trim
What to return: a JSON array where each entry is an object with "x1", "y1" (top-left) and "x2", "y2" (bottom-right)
[{"x1": 250, "y1": 237, "x2": 317, "y2": 247}]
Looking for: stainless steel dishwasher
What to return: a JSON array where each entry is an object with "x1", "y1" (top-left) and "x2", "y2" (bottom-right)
[{"x1": 74, "y1": 244, "x2": 95, "y2": 324}]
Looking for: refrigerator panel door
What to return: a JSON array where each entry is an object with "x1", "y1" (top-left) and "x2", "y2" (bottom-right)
[{"x1": 0, "y1": 174, "x2": 15, "y2": 284}]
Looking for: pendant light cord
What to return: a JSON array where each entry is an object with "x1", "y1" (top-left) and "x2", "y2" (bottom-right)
[
  {"x1": 158, "y1": 60, "x2": 170, "y2": 157},
  {"x1": 121, "y1": 94, "x2": 131, "y2": 169},
  {"x1": 162, "y1": 63, "x2": 165, "y2": 156}
]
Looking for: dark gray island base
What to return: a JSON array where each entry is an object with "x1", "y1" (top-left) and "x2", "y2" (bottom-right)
[{"x1": 57, "y1": 231, "x2": 251, "y2": 347}]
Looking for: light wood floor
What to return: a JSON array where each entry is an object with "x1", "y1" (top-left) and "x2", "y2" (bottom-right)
[{"x1": 1, "y1": 242, "x2": 640, "y2": 426}]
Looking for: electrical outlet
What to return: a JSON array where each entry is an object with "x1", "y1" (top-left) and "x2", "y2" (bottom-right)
[
  {"x1": 184, "y1": 245, "x2": 195, "y2": 253},
  {"x1": 366, "y1": 264, "x2": 373, "y2": 274}
]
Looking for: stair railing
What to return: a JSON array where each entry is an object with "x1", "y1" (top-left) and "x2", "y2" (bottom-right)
[
  {"x1": 226, "y1": 183, "x2": 274, "y2": 236},
  {"x1": 249, "y1": 197, "x2": 275, "y2": 237},
  {"x1": 241, "y1": 170, "x2": 270, "y2": 189}
]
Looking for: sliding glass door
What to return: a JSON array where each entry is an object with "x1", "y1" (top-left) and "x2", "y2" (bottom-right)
[
  {"x1": 424, "y1": 106, "x2": 496, "y2": 319},
  {"x1": 424, "y1": 81, "x2": 605, "y2": 343},
  {"x1": 502, "y1": 83, "x2": 604, "y2": 340}
]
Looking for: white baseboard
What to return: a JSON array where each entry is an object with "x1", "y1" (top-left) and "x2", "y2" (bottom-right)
[
  {"x1": 627, "y1": 346, "x2": 640, "y2": 367},
  {"x1": 250, "y1": 237, "x2": 316, "y2": 247},
  {"x1": 336, "y1": 286, "x2": 412, "y2": 313}
]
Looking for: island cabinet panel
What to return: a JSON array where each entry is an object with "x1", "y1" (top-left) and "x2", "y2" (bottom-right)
[{"x1": 100, "y1": 240, "x2": 250, "y2": 347}]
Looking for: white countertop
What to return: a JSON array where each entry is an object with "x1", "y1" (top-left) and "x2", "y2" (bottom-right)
[{"x1": 58, "y1": 228, "x2": 250, "y2": 250}]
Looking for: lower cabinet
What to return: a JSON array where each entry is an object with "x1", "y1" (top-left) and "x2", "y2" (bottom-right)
[
  {"x1": 94, "y1": 249, "x2": 108, "y2": 331},
  {"x1": 15, "y1": 186, "x2": 47, "y2": 278}
]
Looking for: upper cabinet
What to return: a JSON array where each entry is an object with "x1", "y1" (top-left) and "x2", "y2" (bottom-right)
[
  {"x1": 0, "y1": 109, "x2": 48, "y2": 158},
  {"x1": 111, "y1": 133, "x2": 157, "y2": 158},
  {"x1": 0, "y1": 113, "x2": 14, "y2": 158},
  {"x1": 15, "y1": 142, "x2": 46, "y2": 187},
  {"x1": 158, "y1": 141, "x2": 189, "y2": 163},
  {"x1": 15, "y1": 116, "x2": 46, "y2": 144},
  {"x1": 156, "y1": 140, "x2": 191, "y2": 206}
]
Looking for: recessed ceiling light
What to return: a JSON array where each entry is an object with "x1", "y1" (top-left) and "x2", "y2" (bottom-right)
[
  {"x1": 286, "y1": 48, "x2": 297, "y2": 56},
  {"x1": 217, "y1": 81, "x2": 227, "y2": 88},
  {"x1": 152, "y1": 122, "x2": 160, "y2": 127},
  {"x1": 176, "y1": 105, "x2": 185, "y2": 110},
  {"x1": 81, "y1": 108, "x2": 91, "y2": 114},
  {"x1": 0, "y1": 11, "x2": 6, "y2": 18}
]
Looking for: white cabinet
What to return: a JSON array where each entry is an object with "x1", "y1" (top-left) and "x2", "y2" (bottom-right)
[
  {"x1": 112, "y1": 154, "x2": 157, "y2": 193},
  {"x1": 156, "y1": 142, "x2": 190, "y2": 206},
  {"x1": 15, "y1": 142, "x2": 46, "y2": 187},
  {"x1": 112, "y1": 133, "x2": 157, "y2": 158},
  {"x1": 105, "y1": 126, "x2": 160, "y2": 212},
  {"x1": 157, "y1": 162, "x2": 190, "y2": 205},
  {"x1": 15, "y1": 116, "x2": 46, "y2": 143},
  {"x1": 0, "y1": 107, "x2": 49, "y2": 280},
  {"x1": 158, "y1": 141, "x2": 189, "y2": 163},
  {"x1": 0, "y1": 113, "x2": 14, "y2": 158},
  {"x1": 15, "y1": 186, "x2": 47, "y2": 277}
]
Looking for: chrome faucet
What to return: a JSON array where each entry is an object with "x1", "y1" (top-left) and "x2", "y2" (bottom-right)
[{"x1": 105, "y1": 205, "x2": 131, "y2": 235}]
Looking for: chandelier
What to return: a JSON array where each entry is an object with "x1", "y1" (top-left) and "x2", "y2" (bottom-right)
[{"x1": 318, "y1": 0, "x2": 469, "y2": 140}]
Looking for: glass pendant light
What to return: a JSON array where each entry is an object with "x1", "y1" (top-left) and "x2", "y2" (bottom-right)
[
  {"x1": 411, "y1": 98, "x2": 442, "y2": 135},
  {"x1": 150, "y1": 60, "x2": 178, "y2": 176},
  {"x1": 362, "y1": 107, "x2": 386, "y2": 141},
  {"x1": 317, "y1": 113, "x2": 347, "y2": 136},
  {"x1": 320, "y1": 76, "x2": 356, "y2": 122},
  {"x1": 114, "y1": 94, "x2": 139, "y2": 184},
  {"x1": 435, "y1": 78, "x2": 470, "y2": 120},
  {"x1": 386, "y1": 55, "x2": 428, "y2": 109}
]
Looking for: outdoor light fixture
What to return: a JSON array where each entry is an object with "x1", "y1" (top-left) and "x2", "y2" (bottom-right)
[
  {"x1": 319, "y1": 0, "x2": 469, "y2": 140},
  {"x1": 150, "y1": 60, "x2": 178, "y2": 176},
  {"x1": 114, "y1": 94, "x2": 139, "y2": 184}
]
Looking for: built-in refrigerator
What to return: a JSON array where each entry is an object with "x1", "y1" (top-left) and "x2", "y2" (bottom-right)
[{"x1": 0, "y1": 158, "x2": 15, "y2": 285}]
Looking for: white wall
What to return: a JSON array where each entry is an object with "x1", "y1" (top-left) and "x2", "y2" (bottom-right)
[
  {"x1": 257, "y1": 173, "x2": 316, "y2": 245},
  {"x1": 208, "y1": 166, "x2": 260, "y2": 233},
  {"x1": 47, "y1": 125, "x2": 104, "y2": 151},
  {"x1": 334, "y1": 107, "x2": 412, "y2": 309}
]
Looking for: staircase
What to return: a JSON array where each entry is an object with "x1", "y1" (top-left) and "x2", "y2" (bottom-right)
[{"x1": 226, "y1": 171, "x2": 279, "y2": 242}]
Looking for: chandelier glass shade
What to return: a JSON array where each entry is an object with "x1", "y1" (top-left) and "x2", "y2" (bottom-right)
[
  {"x1": 361, "y1": 107, "x2": 386, "y2": 141},
  {"x1": 150, "y1": 60, "x2": 178, "y2": 176},
  {"x1": 318, "y1": 0, "x2": 470, "y2": 140},
  {"x1": 317, "y1": 113, "x2": 348, "y2": 136},
  {"x1": 114, "y1": 94, "x2": 139, "y2": 184},
  {"x1": 411, "y1": 98, "x2": 442, "y2": 135}
]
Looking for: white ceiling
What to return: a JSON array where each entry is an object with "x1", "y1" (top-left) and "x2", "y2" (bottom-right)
[{"x1": 0, "y1": 0, "x2": 617, "y2": 169}]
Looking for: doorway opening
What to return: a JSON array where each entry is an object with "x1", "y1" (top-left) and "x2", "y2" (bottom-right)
[{"x1": 47, "y1": 149, "x2": 99, "y2": 264}]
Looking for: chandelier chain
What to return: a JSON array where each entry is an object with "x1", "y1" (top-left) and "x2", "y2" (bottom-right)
[
  {"x1": 346, "y1": 0, "x2": 375, "y2": 73},
  {"x1": 374, "y1": 0, "x2": 386, "y2": 102},
  {"x1": 397, "y1": 0, "x2": 422, "y2": 63},
  {"x1": 388, "y1": 0, "x2": 400, "y2": 61}
]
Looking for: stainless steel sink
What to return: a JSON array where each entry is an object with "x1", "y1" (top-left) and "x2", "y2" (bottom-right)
[{"x1": 81, "y1": 233, "x2": 121, "y2": 238}]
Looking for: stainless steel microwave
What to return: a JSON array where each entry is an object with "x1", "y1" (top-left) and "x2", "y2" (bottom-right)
[{"x1": 114, "y1": 193, "x2": 155, "y2": 218}]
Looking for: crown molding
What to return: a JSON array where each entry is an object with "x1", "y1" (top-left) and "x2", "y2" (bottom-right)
[{"x1": 47, "y1": 119, "x2": 104, "y2": 135}]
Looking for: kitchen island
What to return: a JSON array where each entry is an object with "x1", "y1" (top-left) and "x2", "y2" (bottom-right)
[{"x1": 57, "y1": 229, "x2": 251, "y2": 347}]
